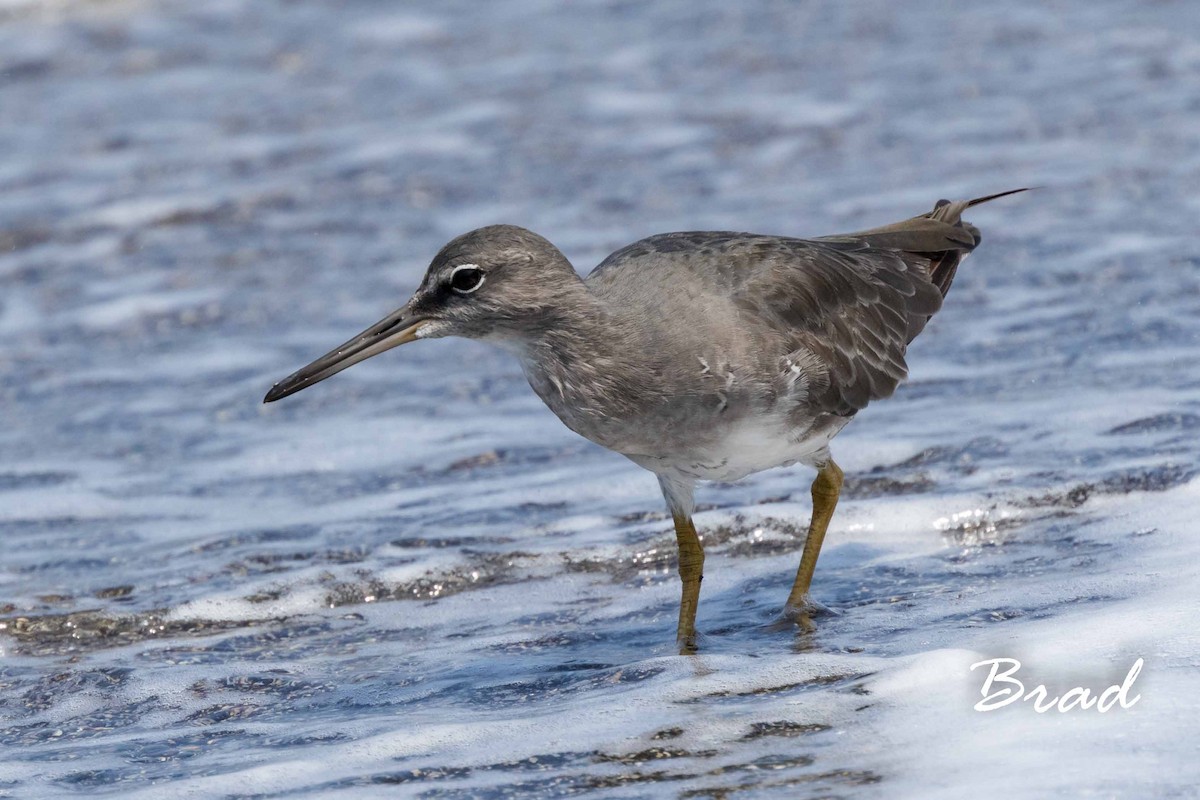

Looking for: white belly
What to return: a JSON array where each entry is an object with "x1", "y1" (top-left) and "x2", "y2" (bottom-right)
[{"x1": 627, "y1": 412, "x2": 848, "y2": 483}]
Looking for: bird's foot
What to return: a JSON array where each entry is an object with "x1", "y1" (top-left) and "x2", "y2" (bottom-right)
[
  {"x1": 676, "y1": 631, "x2": 701, "y2": 656},
  {"x1": 766, "y1": 595, "x2": 839, "y2": 633},
  {"x1": 784, "y1": 594, "x2": 838, "y2": 619}
]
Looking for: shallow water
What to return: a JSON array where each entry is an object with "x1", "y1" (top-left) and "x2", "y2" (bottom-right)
[{"x1": 2, "y1": 0, "x2": 1199, "y2": 797}]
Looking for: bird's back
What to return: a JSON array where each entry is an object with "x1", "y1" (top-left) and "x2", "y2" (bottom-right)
[{"x1": 586, "y1": 191, "x2": 1020, "y2": 420}]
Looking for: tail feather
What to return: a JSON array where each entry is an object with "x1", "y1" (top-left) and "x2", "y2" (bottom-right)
[
  {"x1": 922, "y1": 188, "x2": 1028, "y2": 296},
  {"x1": 838, "y1": 187, "x2": 1028, "y2": 298},
  {"x1": 817, "y1": 188, "x2": 1027, "y2": 344},
  {"x1": 966, "y1": 187, "x2": 1031, "y2": 208}
]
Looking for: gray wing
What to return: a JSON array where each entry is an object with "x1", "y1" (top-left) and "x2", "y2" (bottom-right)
[
  {"x1": 590, "y1": 191, "x2": 1022, "y2": 418},
  {"x1": 738, "y1": 191, "x2": 1025, "y2": 415},
  {"x1": 730, "y1": 236, "x2": 943, "y2": 417}
]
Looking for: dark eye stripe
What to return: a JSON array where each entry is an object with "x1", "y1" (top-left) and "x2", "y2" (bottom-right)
[{"x1": 450, "y1": 265, "x2": 484, "y2": 294}]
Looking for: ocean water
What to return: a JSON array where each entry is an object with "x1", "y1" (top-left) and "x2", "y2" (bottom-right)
[{"x1": 2, "y1": 0, "x2": 1199, "y2": 797}]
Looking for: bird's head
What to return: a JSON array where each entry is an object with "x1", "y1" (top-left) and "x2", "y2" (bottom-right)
[{"x1": 264, "y1": 225, "x2": 579, "y2": 403}]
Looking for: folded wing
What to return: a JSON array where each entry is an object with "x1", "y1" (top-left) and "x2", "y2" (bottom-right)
[{"x1": 735, "y1": 189, "x2": 1025, "y2": 416}]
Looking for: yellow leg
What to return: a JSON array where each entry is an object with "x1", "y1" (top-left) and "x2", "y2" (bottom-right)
[
  {"x1": 673, "y1": 513, "x2": 705, "y2": 655},
  {"x1": 785, "y1": 459, "x2": 844, "y2": 620}
]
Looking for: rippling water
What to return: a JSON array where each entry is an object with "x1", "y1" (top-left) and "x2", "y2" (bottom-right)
[{"x1": 2, "y1": 0, "x2": 1199, "y2": 796}]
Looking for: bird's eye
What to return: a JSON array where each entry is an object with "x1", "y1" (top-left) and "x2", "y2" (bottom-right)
[{"x1": 449, "y1": 265, "x2": 485, "y2": 294}]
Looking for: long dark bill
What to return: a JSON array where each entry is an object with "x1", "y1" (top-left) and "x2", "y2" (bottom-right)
[{"x1": 263, "y1": 305, "x2": 428, "y2": 403}]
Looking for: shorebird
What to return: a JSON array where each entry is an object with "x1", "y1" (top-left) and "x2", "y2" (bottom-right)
[{"x1": 265, "y1": 189, "x2": 1024, "y2": 653}]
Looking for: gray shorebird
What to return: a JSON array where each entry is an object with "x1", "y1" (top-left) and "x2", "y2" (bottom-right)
[{"x1": 265, "y1": 189, "x2": 1024, "y2": 653}]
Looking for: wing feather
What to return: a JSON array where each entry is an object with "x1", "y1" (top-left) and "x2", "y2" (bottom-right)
[
  {"x1": 588, "y1": 190, "x2": 1024, "y2": 419},
  {"x1": 732, "y1": 239, "x2": 941, "y2": 416}
]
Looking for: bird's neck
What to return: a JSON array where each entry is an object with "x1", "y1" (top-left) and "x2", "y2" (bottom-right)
[
  {"x1": 511, "y1": 287, "x2": 660, "y2": 442},
  {"x1": 516, "y1": 286, "x2": 619, "y2": 380}
]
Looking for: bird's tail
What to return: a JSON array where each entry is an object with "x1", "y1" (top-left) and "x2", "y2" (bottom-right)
[
  {"x1": 836, "y1": 187, "x2": 1028, "y2": 298},
  {"x1": 923, "y1": 188, "x2": 1028, "y2": 296}
]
